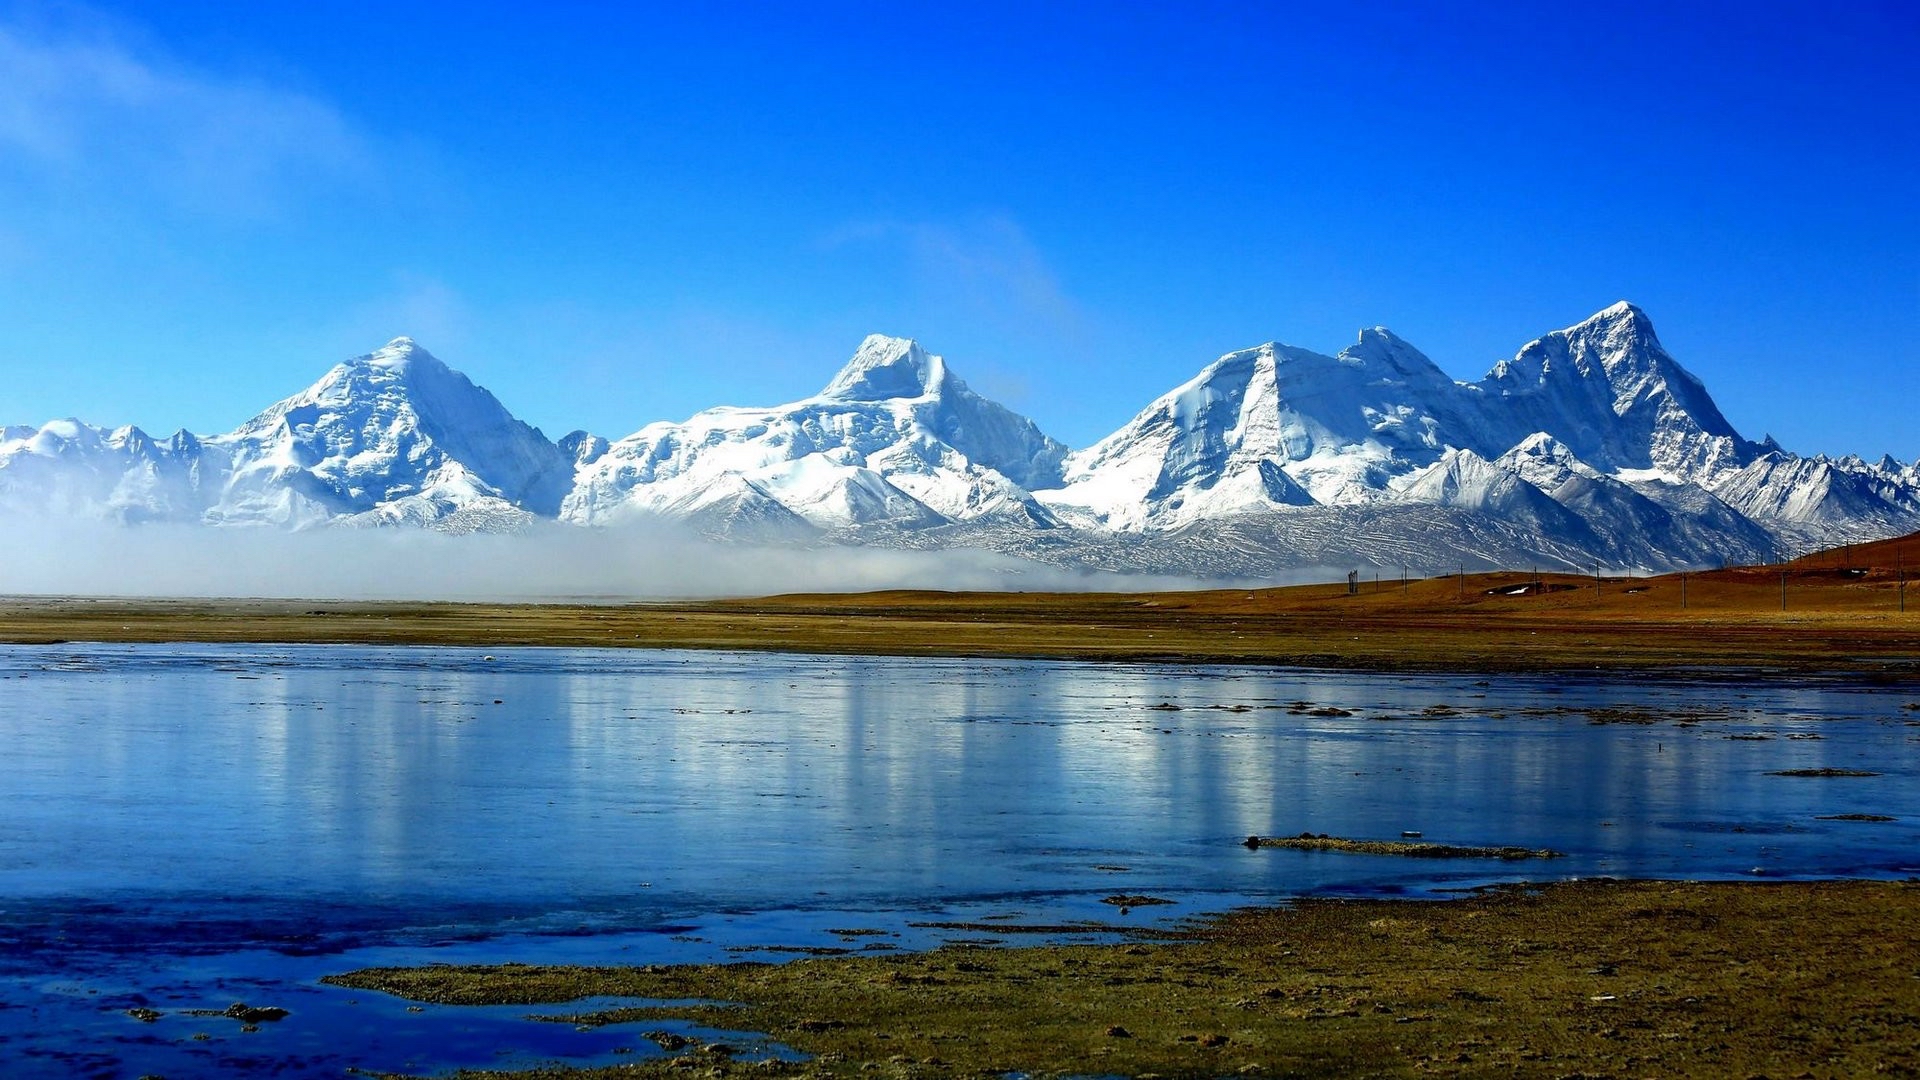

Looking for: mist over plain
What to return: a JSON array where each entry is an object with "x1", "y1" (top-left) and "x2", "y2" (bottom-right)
[{"x1": 0, "y1": 520, "x2": 1314, "y2": 601}]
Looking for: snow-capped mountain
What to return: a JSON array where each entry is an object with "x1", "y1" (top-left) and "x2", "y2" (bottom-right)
[
  {"x1": 0, "y1": 420, "x2": 209, "y2": 523},
  {"x1": 1037, "y1": 330, "x2": 1476, "y2": 529},
  {"x1": 1709, "y1": 451, "x2": 1920, "y2": 552},
  {"x1": 1027, "y1": 301, "x2": 1902, "y2": 569},
  {"x1": 1048, "y1": 303, "x2": 1760, "y2": 523},
  {"x1": 1400, "y1": 446, "x2": 1595, "y2": 550},
  {"x1": 1473, "y1": 302, "x2": 1753, "y2": 482},
  {"x1": 206, "y1": 337, "x2": 573, "y2": 528},
  {"x1": 562, "y1": 334, "x2": 1069, "y2": 531},
  {"x1": 1, "y1": 338, "x2": 574, "y2": 531},
  {"x1": 1487, "y1": 434, "x2": 1776, "y2": 568},
  {"x1": 2, "y1": 305, "x2": 1913, "y2": 578}
]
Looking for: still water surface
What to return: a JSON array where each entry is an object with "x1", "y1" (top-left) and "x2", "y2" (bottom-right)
[{"x1": 1, "y1": 643, "x2": 1915, "y2": 1077}]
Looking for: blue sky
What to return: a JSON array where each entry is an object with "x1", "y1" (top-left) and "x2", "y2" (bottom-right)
[{"x1": 0, "y1": 0, "x2": 1914, "y2": 456}]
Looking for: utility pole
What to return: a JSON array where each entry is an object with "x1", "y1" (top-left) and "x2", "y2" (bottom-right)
[
  {"x1": 1780, "y1": 570, "x2": 1787, "y2": 612},
  {"x1": 1458, "y1": 563, "x2": 1464, "y2": 602},
  {"x1": 1595, "y1": 562, "x2": 1602, "y2": 600},
  {"x1": 1681, "y1": 571, "x2": 1687, "y2": 610}
]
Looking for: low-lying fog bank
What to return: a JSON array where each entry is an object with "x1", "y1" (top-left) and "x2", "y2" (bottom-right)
[{"x1": 0, "y1": 521, "x2": 1338, "y2": 601}]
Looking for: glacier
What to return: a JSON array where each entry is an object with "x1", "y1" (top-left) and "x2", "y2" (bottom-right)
[{"x1": 2, "y1": 304, "x2": 1913, "y2": 581}]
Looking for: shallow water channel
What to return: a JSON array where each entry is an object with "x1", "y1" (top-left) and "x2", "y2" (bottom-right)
[{"x1": 0, "y1": 642, "x2": 1915, "y2": 1077}]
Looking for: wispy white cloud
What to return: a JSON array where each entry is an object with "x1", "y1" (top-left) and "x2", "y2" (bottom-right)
[{"x1": 0, "y1": 19, "x2": 372, "y2": 219}]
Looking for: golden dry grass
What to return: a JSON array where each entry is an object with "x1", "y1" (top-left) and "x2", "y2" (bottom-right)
[{"x1": 2, "y1": 561, "x2": 1917, "y2": 675}]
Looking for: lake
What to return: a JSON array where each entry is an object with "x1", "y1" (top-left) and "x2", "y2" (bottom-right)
[{"x1": 1, "y1": 643, "x2": 1915, "y2": 1077}]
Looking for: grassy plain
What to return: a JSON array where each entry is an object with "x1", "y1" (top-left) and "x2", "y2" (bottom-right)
[{"x1": 3, "y1": 563, "x2": 1917, "y2": 676}]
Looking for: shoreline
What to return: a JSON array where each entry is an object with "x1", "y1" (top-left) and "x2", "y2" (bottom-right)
[
  {"x1": 4, "y1": 566, "x2": 1919, "y2": 678},
  {"x1": 327, "y1": 877, "x2": 1920, "y2": 1079}
]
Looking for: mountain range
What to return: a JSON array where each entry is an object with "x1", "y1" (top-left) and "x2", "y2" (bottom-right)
[{"x1": 4, "y1": 303, "x2": 1914, "y2": 578}]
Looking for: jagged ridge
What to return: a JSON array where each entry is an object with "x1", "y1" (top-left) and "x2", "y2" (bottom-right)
[{"x1": 2, "y1": 306, "x2": 1913, "y2": 575}]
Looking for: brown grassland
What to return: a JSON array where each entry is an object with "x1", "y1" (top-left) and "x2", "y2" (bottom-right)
[{"x1": 3, "y1": 560, "x2": 1917, "y2": 677}]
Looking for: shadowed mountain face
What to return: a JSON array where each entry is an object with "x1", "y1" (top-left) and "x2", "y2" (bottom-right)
[
  {"x1": 2, "y1": 307, "x2": 1913, "y2": 575},
  {"x1": 1473, "y1": 302, "x2": 1751, "y2": 479}
]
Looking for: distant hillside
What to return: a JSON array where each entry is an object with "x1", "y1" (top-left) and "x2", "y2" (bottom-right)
[{"x1": 1788, "y1": 529, "x2": 1920, "y2": 570}]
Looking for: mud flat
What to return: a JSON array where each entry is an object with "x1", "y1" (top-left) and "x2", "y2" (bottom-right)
[
  {"x1": 328, "y1": 879, "x2": 1920, "y2": 1079},
  {"x1": 4, "y1": 564, "x2": 1920, "y2": 677},
  {"x1": 1248, "y1": 833, "x2": 1563, "y2": 860}
]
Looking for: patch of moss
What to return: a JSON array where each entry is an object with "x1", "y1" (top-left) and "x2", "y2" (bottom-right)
[{"x1": 325, "y1": 880, "x2": 1920, "y2": 1080}]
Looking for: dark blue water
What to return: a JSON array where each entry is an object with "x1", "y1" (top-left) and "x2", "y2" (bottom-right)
[{"x1": 1, "y1": 643, "x2": 1915, "y2": 1077}]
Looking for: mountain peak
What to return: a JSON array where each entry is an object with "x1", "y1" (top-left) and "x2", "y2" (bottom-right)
[
  {"x1": 1475, "y1": 302, "x2": 1749, "y2": 479},
  {"x1": 1355, "y1": 325, "x2": 1409, "y2": 347},
  {"x1": 1343, "y1": 325, "x2": 1450, "y2": 379},
  {"x1": 208, "y1": 338, "x2": 574, "y2": 520},
  {"x1": 1565, "y1": 300, "x2": 1655, "y2": 342},
  {"x1": 361, "y1": 336, "x2": 443, "y2": 372},
  {"x1": 820, "y1": 335, "x2": 948, "y2": 401},
  {"x1": 1506, "y1": 431, "x2": 1574, "y2": 459}
]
